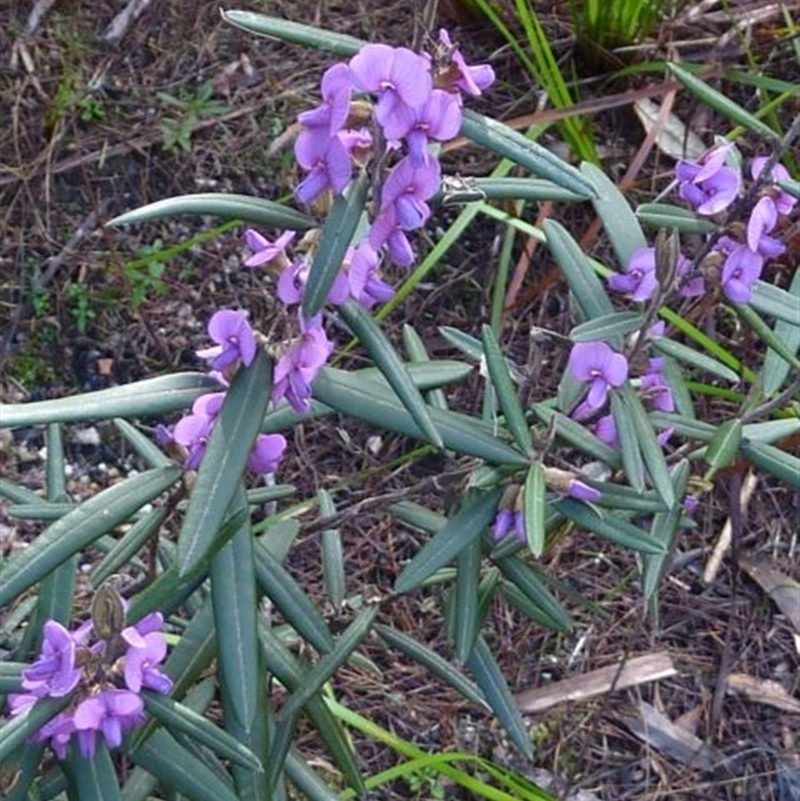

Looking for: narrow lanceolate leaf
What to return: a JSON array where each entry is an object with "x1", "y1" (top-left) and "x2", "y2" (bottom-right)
[
  {"x1": 703, "y1": 419, "x2": 743, "y2": 481},
  {"x1": 313, "y1": 366, "x2": 528, "y2": 466},
  {"x1": 762, "y1": 269, "x2": 800, "y2": 395},
  {"x1": 651, "y1": 338, "x2": 741, "y2": 383},
  {"x1": 374, "y1": 624, "x2": 487, "y2": 707},
  {"x1": 210, "y1": 494, "x2": 264, "y2": 738},
  {"x1": 254, "y1": 540, "x2": 335, "y2": 654},
  {"x1": 469, "y1": 176, "x2": 585, "y2": 202},
  {"x1": 581, "y1": 162, "x2": 647, "y2": 268},
  {"x1": 395, "y1": 488, "x2": 503, "y2": 594},
  {"x1": 611, "y1": 391, "x2": 645, "y2": 493},
  {"x1": 278, "y1": 606, "x2": 378, "y2": 725},
  {"x1": 481, "y1": 324, "x2": 532, "y2": 452},
  {"x1": 460, "y1": 110, "x2": 596, "y2": 198},
  {"x1": 107, "y1": 193, "x2": 315, "y2": 230},
  {"x1": 733, "y1": 302, "x2": 800, "y2": 372},
  {"x1": 339, "y1": 300, "x2": 443, "y2": 448},
  {"x1": 531, "y1": 404, "x2": 621, "y2": 467},
  {"x1": 453, "y1": 538, "x2": 482, "y2": 663},
  {"x1": 523, "y1": 463, "x2": 547, "y2": 558},
  {"x1": 621, "y1": 384, "x2": 676, "y2": 509},
  {"x1": 402, "y1": 324, "x2": 448, "y2": 411},
  {"x1": 221, "y1": 10, "x2": 365, "y2": 55},
  {"x1": 635, "y1": 203, "x2": 717, "y2": 234},
  {"x1": 63, "y1": 741, "x2": 121, "y2": 801},
  {"x1": 543, "y1": 219, "x2": 615, "y2": 321},
  {"x1": 0, "y1": 373, "x2": 220, "y2": 428},
  {"x1": 319, "y1": 489, "x2": 346, "y2": 609},
  {"x1": 668, "y1": 64, "x2": 778, "y2": 141},
  {"x1": 0, "y1": 696, "x2": 70, "y2": 763},
  {"x1": 178, "y1": 351, "x2": 272, "y2": 576},
  {"x1": 0, "y1": 466, "x2": 180, "y2": 606},
  {"x1": 143, "y1": 691, "x2": 262, "y2": 772},
  {"x1": 466, "y1": 637, "x2": 533, "y2": 759},
  {"x1": 740, "y1": 440, "x2": 800, "y2": 488},
  {"x1": 642, "y1": 460, "x2": 690, "y2": 602},
  {"x1": 285, "y1": 749, "x2": 347, "y2": 801},
  {"x1": 749, "y1": 280, "x2": 800, "y2": 327},
  {"x1": 303, "y1": 173, "x2": 368, "y2": 318},
  {"x1": 571, "y1": 312, "x2": 646, "y2": 345},
  {"x1": 114, "y1": 418, "x2": 173, "y2": 468},
  {"x1": 132, "y1": 729, "x2": 238, "y2": 801}
]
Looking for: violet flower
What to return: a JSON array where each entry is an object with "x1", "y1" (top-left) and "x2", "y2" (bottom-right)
[
  {"x1": 640, "y1": 358, "x2": 675, "y2": 413},
  {"x1": 272, "y1": 319, "x2": 334, "y2": 414},
  {"x1": 746, "y1": 196, "x2": 785, "y2": 258},
  {"x1": 73, "y1": 689, "x2": 146, "y2": 758},
  {"x1": 751, "y1": 156, "x2": 796, "y2": 216},
  {"x1": 608, "y1": 247, "x2": 659, "y2": 301},
  {"x1": 346, "y1": 243, "x2": 395, "y2": 309},
  {"x1": 567, "y1": 479, "x2": 602, "y2": 503},
  {"x1": 120, "y1": 613, "x2": 173, "y2": 695},
  {"x1": 568, "y1": 341, "x2": 629, "y2": 417},
  {"x1": 721, "y1": 244, "x2": 763, "y2": 303},
  {"x1": 436, "y1": 29, "x2": 495, "y2": 96},
  {"x1": 676, "y1": 145, "x2": 741, "y2": 215},
  {"x1": 593, "y1": 413, "x2": 618, "y2": 448},
  {"x1": 21, "y1": 620, "x2": 82, "y2": 698},
  {"x1": 243, "y1": 228, "x2": 296, "y2": 269},
  {"x1": 277, "y1": 257, "x2": 349, "y2": 307},
  {"x1": 196, "y1": 310, "x2": 257, "y2": 372},
  {"x1": 297, "y1": 62, "x2": 353, "y2": 136},
  {"x1": 173, "y1": 392, "x2": 226, "y2": 470},
  {"x1": 380, "y1": 155, "x2": 441, "y2": 230},
  {"x1": 368, "y1": 205, "x2": 416, "y2": 267},
  {"x1": 246, "y1": 433, "x2": 288, "y2": 475},
  {"x1": 348, "y1": 44, "x2": 432, "y2": 127},
  {"x1": 294, "y1": 129, "x2": 353, "y2": 205}
]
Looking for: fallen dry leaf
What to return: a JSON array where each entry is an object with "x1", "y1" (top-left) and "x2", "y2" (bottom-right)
[
  {"x1": 739, "y1": 557, "x2": 800, "y2": 633},
  {"x1": 633, "y1": 98, "x2": 705, "y2": 161},
  {"x1": 727, "y1": 673, "x2": 800, "y2": 714}
]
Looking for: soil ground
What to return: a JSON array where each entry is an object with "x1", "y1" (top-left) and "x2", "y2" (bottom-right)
[{"x1": 1, "y1": 1, "x2": 798, "y2": 800}]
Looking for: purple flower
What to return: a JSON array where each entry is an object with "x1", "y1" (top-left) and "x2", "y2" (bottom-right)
[
  {"x1": 173, "y1": 392, "x2": 226, "y2": 470},
  {"x1": 246, "y1": 433, "x2": 287, "y2": 474},
  {"x1": 368, "y1": 205, "x2": 416, "y2": 267},
  {"x1": 751, "y1": 156, "x2": 796, "y2": 216},
  {"x1": 380, "y1": 155, "x2": 441, "y2": 230},
  {"x1": 381, "y1": 89, "x2": 462, "y2": 166},
  {"x1": 492, "y1": 507, "x2": 514, "y2": 541},
  {"x1": 196, "y1": 310, "x2": 257, "y2": 371},
  {"x1": 272, "y1": 319, "x2": 334, "y2": 414},
  {"x1": 348, "y1": 44, "x2": 432, "y2": 127},
  {"x1": 608, "y1": 247, "x2": 659, "y2": 301},
  {"x1": 721, "y1": 245, "x2": 762, "y2": 303},
  {"x1": 21, "y1": 620, "x2": 82, "y2": 698},
  {"x1": 567, "y1": 479, "x2": 602, "y2": 503},
  {"x1": 73, "y1": 689, "x2": 146, "y2": 758},
  {"x1": 297, "y1": 62, "x2": 353, "y2": 136},
  {"x1": 676, "y1": 145, "x2": 741, "y2": 215},
  {"x1": 346, "y1": 243, "x2": 394, "y2": 309},
  {"x1": 294, "y1": 129, "x2": 353, "y2": 204},
  {"x1": 593, "y1": 413, "x2": 618, "y2": 447},
  {"x1": 120, "y1": 613, "x2": 173, "y2": 695},
  {"x1": 675, "y1": 257, "x2": 705, "y2": 298},
  {"x1": 243, "y1": 228, "x2": 296, "y2": 269},
  {"x1": 568, "y1": 341, "x2": 629, "y2": 416},
  {"x1": 436, "y1": 29, "x2": 495, "y2": 96},
  {"x1": 746, "y1": 196, "x2": 785, "y2": 258},
  {"x1": 640, "y1": 358, "x2": 675, "y2": 412},
  {"x1": 277, "y1": 258, "x2": 349, "y2": 307}
]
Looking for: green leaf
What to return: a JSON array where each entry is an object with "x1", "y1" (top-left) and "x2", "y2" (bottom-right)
[
  {"x1": 571, "y1": 312, "x2": 646, "y2": 344},
  {"x1": 468, "y1": 176, "x2": 586, "y2": 202},
  {"x1": 531, "y1": 403, "x2": 621, "y2": 467},
  {"x1": 142, "y1": 692, "x2": 262, "y2": 771},
  {"x1": 114, "y1": 418, "x2": 173, "y2": 468},
  {"x1": 312, "y1": 365, "x2": 527, "y2": 466},
  {"x1": 285, "y1": 749, "x2": 345, "y2": 801},
  {"x1": 338, "y1": 299, "x2": 443, "y2": 448},
  {"x1": 494, "y1": 555, "x2": 572, "y2": 632},
  {"x1": 63, "y1": 741, "x2": 121, "y2": 801},
  {"x1": 319, "y1": 490, "x2": 346, "y2": 608},
  {"x1": 668, "y1": 64, "x2": 778, "y2": 140},
  {"x1": 221, "y1": 10, "x2": 365, "y2": 55},
  {"x1": 733, "y1": 301, "x2": 800, "y2": 372},
  {"x1": 611, "y1": 391, "x2": 645, "y2": 493},
  {"x1": 651, "y1": 337, "x2": 741, "y2": 383},
  {"x1": 581, "y1": 162, "x2": 647, "y2": 267},
  {"x1": 703, "y1": 419, "x2": 743, "y2": 481},
  {"x1": 107, "y1": 193, "x2": 315, "y2": 229},
  {"x1": 131, "y1": 729, "x2": 238, "y2": 801},
  {"x1": 374, "y1": 624, "x2": 487, "y2": 707},
  {"x1": 0, "y1": 661, "x2": 25, "y2": 694},
  {"x1": 439, "y1": 326, "x2": 485, "y2": 361},
  {"x1": 749, "y1": 280, "x2": 800, "y2": 326},
  {"x1": 635, "y1": 203, "x2": 717, "y2": 234},
  {"x1": 453, "y1": 538, "x2": 482, "y2": 663},
  {"x1": 466, "y1": 637, "x2": 533, "y2": 759},
  {"x1": 523, "y1": 463, "x2": 546, "y2": 557},
  {"x1": 740, "y1": 440, "x2": 800, "y2": 488},
  {"x1": 0, "y1": 466, "x2": 179, "y2": 606},
  {"x1": 303, "y1": 174, "x2": 367, "y2": 318},
  {"x1": 278, "y1": 606, "x2": 378, "y2": 724},
  {"x1": 554, "y1": 498, "x2": 666, "y2": 554},
  {"x1": 543, "y1": 219, "x2": 615, "y2": 321},
  {"x1": 762, "y1": 269, "x2": 800, "y2": 395},
  {"x1": 0, "y1": 373, "x2": 220, "y2": 428},
  {"x1": 178, "y1": 351, "x2": 272, "y2": 575},
  {"x1": 395, "y1": 488, "x2": 503, "y2": 593},
  {"x1": 254, "y1": 539, "x2": 335, "y2": 653},
  {"x1": 460, "y1": 109, "x2": 596, "y2": 198},
  {"x1": 481, "y1": 324, "x2": 532, "y2": 452}
]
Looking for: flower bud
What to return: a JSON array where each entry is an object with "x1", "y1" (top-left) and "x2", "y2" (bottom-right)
[{"x1": 91, "y1": 584, "x2": 125, "y2": 642}]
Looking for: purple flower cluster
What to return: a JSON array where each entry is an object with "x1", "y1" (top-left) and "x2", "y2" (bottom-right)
[
  {"x1": 674, "y1": 147, "x2": 795, "y2": 303},
  {"x1": 159, "y1": 310, "x2": 288, "y2": 474},
  {"x1": 8, "y1": 603, "x2": 172, "y2": 760}
]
